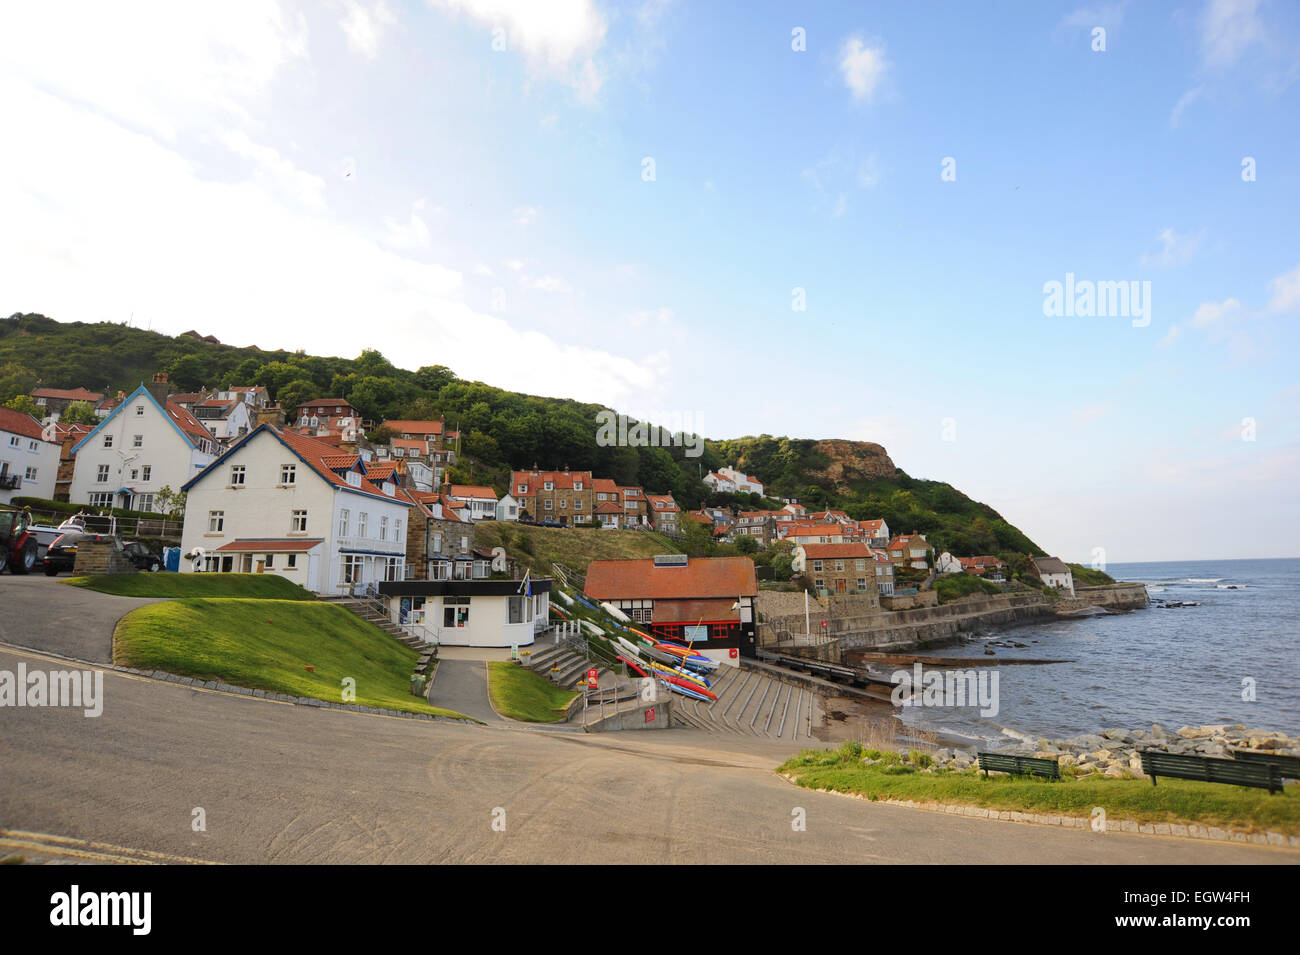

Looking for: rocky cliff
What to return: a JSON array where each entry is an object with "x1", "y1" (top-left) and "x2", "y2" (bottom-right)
[{"x1": 805, "y1": 439, "x2": 897, "y2": 491}]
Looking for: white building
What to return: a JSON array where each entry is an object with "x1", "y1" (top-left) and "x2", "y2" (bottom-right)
[
  {"x1": 935, "y1": 551, "x2": 964, "y2": 574},
  {"x1": 0, "y1": 407, "x2": 59, "y2": 504},
  {"x1": 378, "y1": 578, "x2": 550, "y2": 648},
  {"x1": 190, "y1": 398, "x2": 253, "y2": 445},
  {"x1": 445, "y1": 485, "x2": 498, "y2": 522},
  {"x1": 717, "y1": 466, "x2": 764, "y2": 496},
  {"x1": 1031, "y1": 556, "x2": 1075, "y2": 596},
  {"x1": 703, "y1": 471, "x2": 736, "y2": 494},
  {"x1": 69, "y1": 384, "x2": 218, "y2": 512},
  {"x1": 495, "y1": 492, "x2": 519, "y2": 522},
  {"x1": 180, "y1": 425, "x2": 412, "y2": 594}
]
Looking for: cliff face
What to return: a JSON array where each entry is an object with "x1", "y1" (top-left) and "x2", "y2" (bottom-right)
[{"x1": 806, "y1": 439, "x2": 897, "y2": 491}]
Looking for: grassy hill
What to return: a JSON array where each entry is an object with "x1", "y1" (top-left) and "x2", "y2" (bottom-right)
[
  {"x1": 1, "y1": 312, "x2": 1044, "y2": 557},
  {"x1": 473, "y1": 523, "x2": 681, "y2": 577}
]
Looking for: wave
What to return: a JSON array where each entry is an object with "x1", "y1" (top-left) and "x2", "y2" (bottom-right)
[
  {"x1": 1217, "y1": 584, "x2": 1246, "y2": 589},
  {"x1": 1186, "y1": 577, "x2": 1224, "y2": 583},
  {"x1": 1148, "y1": 586, "x2": 1166, "y2": 593}
]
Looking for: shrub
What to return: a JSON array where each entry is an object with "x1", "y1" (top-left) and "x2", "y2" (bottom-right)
[{"x1": 839, "y1": 740, "x2": 864, "y2": 761}]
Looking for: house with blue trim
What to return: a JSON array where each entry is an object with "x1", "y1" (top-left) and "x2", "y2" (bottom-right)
[{"x1": 68, "y1": 380, "x2": 218, "y2": 513}]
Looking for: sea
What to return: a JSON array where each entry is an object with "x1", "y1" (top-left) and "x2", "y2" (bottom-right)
[{"x1": 894, "y1": 558, "x2": 1300, "y2": 748}]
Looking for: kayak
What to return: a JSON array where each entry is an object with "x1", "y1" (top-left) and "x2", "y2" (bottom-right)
[
  {"x1": 601, "y1": 602, "x2": 631, "y2": 622},
  {"x1": 617, "y1": 655, "x2": 648, "y2": 677},
  {"x1": 647, "y1": 659, "x2": 711, "y2": 690},
  {"x1": 658, "y1": 675, "x2": 716, "y2": 702}
]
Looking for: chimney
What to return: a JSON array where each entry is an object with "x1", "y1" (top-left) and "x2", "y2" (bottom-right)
[
  {"x1": 146, "y1": 372, "x2": 170, "y2": 406},
  {"x1": 257, "y1": 404, "x2": 287, "y2": 429}
]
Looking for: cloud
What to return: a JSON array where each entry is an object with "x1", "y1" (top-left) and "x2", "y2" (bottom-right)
[
  {"x1": 1263, "y1": 262, "x2": 1300, "y2": 313},
  {"x1": 221, "y1": 130, "x2": 327, "y2": 212},
  {"x1": 504, "y1": 258, "x2": 525, "y2": 271},
  {"x1": 1191, "y1": 298, "x2": 1242, "y2": 326},
  {"x1": 838, "y1": 36, "x2": 888, "y2": 103},
  {"x1": 1058, "y1": 2, "x2": 1128, "y2": 30},
  {"x1": 1168, "y1": 84, "x2": 1204, "y2": 128},
  {"x1": 831, "y1": 194, "x2": 848, "y2": 219},
  {"x1": 1158, "y1": 323, "x2": 1182, "y2": 348},
  {"x1": 338, "y1": 0, "x2": 397, "y2": 59},
  {"x1": 1200, "y1": 0, "x2": 1264, "y2": 69},
  {"x1": 572, "y1": 57, "x2": 604, "y2": 104},
  {"x1": 0, "y1": 1, "x2": 309, "y2": 142},
  {"x1": 430, "y1": 0, "x2": 607, "y2": 70},
  {"x1": 1140, "y1": 227, "x2": 1204, "y2": 267},
  {"x1": 0, "y1": 79, "x2": 660, "y2": 411},
  {"x1": 381, "y1": 198, "x2": 435, "y2": 251},
  {"x1": 512, "y1": 204, "x2": 539, "y2": 227},
  {"x1": 529, "y1": 275, "x2": 572, "y2": 293}
]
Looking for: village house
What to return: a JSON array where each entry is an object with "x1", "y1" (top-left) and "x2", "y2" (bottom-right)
[
  {"x1": 733, "y1": 510, "x2": 777, "y2": 546},
  {"x1": 717, "y1": 466, "x2": 764, "y2": 496},
  {"x1": 646, "y1": 493, "x2": 679, "y2": 534},
  {"x1": 959, "y1": 555, "x2": 1006, "y2": 580},
  {"x1": 1031, "y1": 556, "x2": 1075, "y2": 595},
  {"x1": 0, "y1": 407, "x2": 59, "y2": 504},
  {"x1": 69, "y1": 381, "x2": 218, "y2": 513},
  {"x1": 511, "y1": 467, "x2": 594, "y2": 525},
  {"x1": 30, "y1": 386, "x2": 105, "y2": 420},
  {"x1": 702, "y1": 470, "x2": 736, "y2": 494},
  {"x1": 858, "y1": 518, "x2": 890, "y2": 548},
  {"x1": 190, "y1": 397, "x2": 253, "y2": 446},
  {"x1": 444, "y1": 484, "x2": 499, "y2": 522},
  {"x1": 295, "y1": 398, "x2": 363, "y2": 444},
  {"x1": 584, "y1": 554, "x2": 758, "y2": 665},
  {"x1": 784, "y1": 523, "x2": 848, "y2": 546},
  {"x1": 399, "y1": 489, "x2": 478, "y2": 581},
  {"x1": 618, "y1": 485, "x2": 648, "y2": 526},
  {"x1": 213, "y1": 385, "x2": 269, "y2": 410},
  {"x1": 48, "y1": 421, "x2": 94, "y2": 502},
  {"x1": 495, "y1": 492, "x2": 519, "y2": 522},
  {"x1": 797, "y1": 542, "x2": 895, "y2": 599},
  {"x1": 179, "y1": 425, "x2": 411, "y2": 594},
  {"x1": 888, "y1": 532, "x2": 934, "y2": 570},
  {"x1": 595, "y1": 500, "x2": 624, "y2": 528}
]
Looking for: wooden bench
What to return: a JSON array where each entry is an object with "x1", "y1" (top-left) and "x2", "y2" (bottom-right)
[
  {"x1": 1230, "y1": 749, "x2": 1300, "y2": 781},
  {"x1": 977, "y1": 752, "x2": 1061, "y2": 780},
  {"x1": 1140, "y1": 750, "x2": 1282, "y2": 794}
]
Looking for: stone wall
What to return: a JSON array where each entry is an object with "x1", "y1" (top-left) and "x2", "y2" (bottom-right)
[
  {"x1": 881, "y1": 591, "x2": 938, "y2": 611},
  {"x1": 73, "y1": 537, "x2": 137, "y2": 576}
]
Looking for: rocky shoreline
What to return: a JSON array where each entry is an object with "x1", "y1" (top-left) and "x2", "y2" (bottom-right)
[{"x1": 926, "y1": 723, "x2": 1300, "y2": 775}]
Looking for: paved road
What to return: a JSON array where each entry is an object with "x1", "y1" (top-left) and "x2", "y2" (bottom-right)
[
  {"x1": 1, "y1": 646, "x2": 1292, "y2": 865},
  {"x1": 0, "y1": 575, "x2": 161, "y2": 663},
  {"x1": 432, "y1": 659, "x2": 504, "y2": 723}
]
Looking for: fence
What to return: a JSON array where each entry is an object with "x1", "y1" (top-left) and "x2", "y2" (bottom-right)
[{"x1": 23, "y1": 507, "x2": 184, "y2": 540}]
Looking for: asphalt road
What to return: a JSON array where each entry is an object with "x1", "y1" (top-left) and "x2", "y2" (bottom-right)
[
  {"x1": 0, "y1": 574, "x2": 161, "y2": 663},
  {"x1": 1, "y1": 645, "x2": 1293, "y2": 865}
]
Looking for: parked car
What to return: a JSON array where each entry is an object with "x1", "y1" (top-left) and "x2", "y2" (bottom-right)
[
  {"x1": 122, "y1": 540, "x2": 162, "y2": 572},
  {"x1": 42, "y1": 531, "x2": 124, "y2": 576}
]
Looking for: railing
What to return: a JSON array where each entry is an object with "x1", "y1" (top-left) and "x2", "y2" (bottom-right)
[
  {"x1": 23, "y1": 508, "x2": 184, "y2": 540},
  {"x1": 0, "y1": 474, "x2": 22, "y2": 490}
]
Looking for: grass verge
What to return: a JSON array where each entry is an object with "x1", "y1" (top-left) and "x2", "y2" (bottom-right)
[
  {"x1": 69, "y1": 573, "x2": 316, "y2": 600},
  {"x1": 779, "y1": 745, "x2": 1300, "y2": 835},
  {"x1": 114, "y1": 598, "x2": 470, "y2": 719},
  {"x1": 472, "y1": 523, "x2": 679, "y2": 576},
  {"x1": 486, "y1": 661, "x2": 578, "y2": 723}
]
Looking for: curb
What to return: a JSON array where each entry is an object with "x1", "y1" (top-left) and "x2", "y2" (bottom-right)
[
  {"x1": 0, "y1": 640, "x2": 479, "y2": 725},
  {"x1": 778, "y1": 774, "x2": 1300, "y2": 849}
]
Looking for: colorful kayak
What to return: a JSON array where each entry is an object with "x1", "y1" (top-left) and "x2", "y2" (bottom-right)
[
  {"x1": 617, "y1": 655, "x2": 648, "y2": 677},
  {"x1": 647, "y1": 658, "x2": 712, "y2": 690},
  {"x1": 657, "y1": 675, "x2": 716, "y2": 701}
]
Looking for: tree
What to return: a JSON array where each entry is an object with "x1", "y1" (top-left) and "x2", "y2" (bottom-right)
[
  {"x1": 277, "y1": 379, "x2": 317, "y2": 417},
  {"x1": 4, "y1": 394, "x2": 42, "y2": 416},
  {"x1": 735, "y1": 534, "x2": 759, "y2": 555},
  {"x1": 0, "y1": 361, "x2": 37, "y2": 403},
  {"x1": 62, "y1": 400, "x2": 99, "y2": 425},
  {"x1": 167, "y1": 353, "x2": 207, "y2": 392},
  {"x1": 155, "y1": 485, "x2": 187, "y2": 518}
]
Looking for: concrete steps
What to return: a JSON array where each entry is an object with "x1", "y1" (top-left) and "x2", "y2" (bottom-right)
[{"x1": 658, "y1": 663, "x2": 818, "y2": 741}]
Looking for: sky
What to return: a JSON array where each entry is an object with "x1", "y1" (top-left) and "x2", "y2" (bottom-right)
[{"x1": 1, "y1": 0, "x2": 1297, "y2": 563}]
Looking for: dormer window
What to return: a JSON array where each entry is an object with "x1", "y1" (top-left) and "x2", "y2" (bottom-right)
[
  {"x1": 346, "y1": 471, "x2": 361, "y2": 487},
  {"x1": 543, "y1": 481, "x2": 553, "y2": 491}
]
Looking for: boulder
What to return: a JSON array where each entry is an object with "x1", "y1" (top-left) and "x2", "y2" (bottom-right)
[{"x1": 1150, "y1": 723, "x2": 1168, "y2": 738}]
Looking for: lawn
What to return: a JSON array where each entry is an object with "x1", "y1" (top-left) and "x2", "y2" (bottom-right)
[
  {"x1": 486, "y1": 661, "x2": 578, "y2": 723},
  {"x1": 779, "y1": 745, "x2": 1300, "y2": 835},
  {"x1": 114, "y1": 598, "x2": 470, "y2": 719},
  {"x1": 473, "y1": 523, "x2": 679, "y2": 576},
  {"x1": 69, "y1": 573, "x2": 316, "y2": 599}
]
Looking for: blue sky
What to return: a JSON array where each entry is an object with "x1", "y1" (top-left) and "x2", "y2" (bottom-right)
[{"x1": 1, "y1": 1, "x2": 1297, "y2": 561}]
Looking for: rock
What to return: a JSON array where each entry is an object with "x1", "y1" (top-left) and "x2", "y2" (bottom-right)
[
  {"x1": 1150, "y1": 723, "x2": 1167, "y2": 738},
  {"x1": 1088, "y1": 749, "x2": 1111, "y2": 761},
  {"x1": 1058, "y1": 754, "x2": 1077, "y2": 766},
  {"x1": 1101, "y1": 728, "x2": 1131, "y2": 741},
  {"x1": 1104, "y1": 766, "x2": 1126, "y2": 778}
]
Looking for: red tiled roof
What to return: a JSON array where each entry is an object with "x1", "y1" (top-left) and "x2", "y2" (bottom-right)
[
  {"x1": 277, "y1": 428, "x2": 406, "y2": 501},
  {"x1": 0, "y1": 406, "x2": 49, "y2": 441},
  {"x1": 584, "y1": 557, "x2": 757, "y2": 601},
  {"x1": 298, "y1": 398, "x2": 354, "y2": 409},
  {"x1": 592, "y1": 478, "x2": 619, "y2": 494},
  {"x1": 594, "y1": 501, "x2": 622, "y2": 514},
  {"x1": 383, "y1": 419, "x2": 444, "y2": 436},
  {"x1": 448, "y1": 485, "x2": 496, "y2": 500},
  {"x1": 366, "y1": 462, "x2": 397, "y2": 481},
  {"x1": 646, "y1": 494, "x2": 677, "y2": 510},
  {"x1": 166, "y1": 400, "x2": 216, "y2": 447},
  {"x1": 391, "y1": 438, "x2": 428, "y2": 451},
  {"x1": 800, "y1": 542, "x2": 875, "y2": 559},
  {"x1": 511, "y1": 470, "x2": 593, "y2": 494},
  {"x1": 785, "y1": 524, "x2": 842, "y2": 538},
  {"x1": 32, "y1": 386, "x2": 103, "y2": 402},
  {"x1": 214, "y1": 538, "x2": 324, "y2": 553},
  {"x1": 320, "y1": 453, "x2": 361, "y2": 470}
]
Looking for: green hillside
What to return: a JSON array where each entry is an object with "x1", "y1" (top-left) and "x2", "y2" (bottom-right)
[{"x1": 0, "y1": 313, "x2": 1043, "y2": 556}]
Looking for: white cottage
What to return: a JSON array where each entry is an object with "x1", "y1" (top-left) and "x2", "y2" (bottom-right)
[
  {"x1": 69, "y1": 383, "x2": 218, "y2": 512},
  {"x1": 180, "y1": 425, "x2": 411, "y2": 594},
  {"x1": 0, "y1": 407, "x2": 60, "y2": 504}
]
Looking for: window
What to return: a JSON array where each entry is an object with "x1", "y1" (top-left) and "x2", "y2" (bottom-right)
[
  {"x1": 265, "y1": 554, "x2": 274, "y2": 569},
  {"x1": 432, "y1": 532, "x2": 442, "y2": 554},
  {"x1": 813, "y1": 559, "x2": 823, "y2": 572},
  {"x1": 509, "y1": 596, "x2": 524, "y2": 624},
  {"x1": 573, "y1": 481, "x2": 583, "y2": 491},
  {"x1": 136, "y1": 493, "x2": 155, "y2": 512},
  {"x1": 357, "y1": 512, "x2": 368, "y2": 536},
  {"x1": 443, "y1": 596, "x2": 470, "y2": 628},
  {"x1": 141, "y1": 465, "x2": 151, "y2": 482},
  {"x1": 24, "y1": 466, "x2": 37, "y2": 480},
  {"x1": 341, "y1": 554, "x2": 362, "y2": 584},
  {"x1": 28, "y1": 439, "x2": 38, "y2": 451},
  {"x1": 96, "y1": 464, "x2": 110, "y2": 483},
  {"x1": 103, "y1": 434, "x2": 113, "y2": 448},
  {"x1": 543, "y1": 481, "x2": 553, "y2": 490},
  {"x1": 89, "y1": 492, "x2": 113, "y2": 507},
  {"x1": 7, "y1": 436, "x2": 17, "y2": 447},
  {"x1": 856, "y1": 558, "x2": 867, "y2": 571},
  {"x1": 338, "y1": 509, "x2": 350, "y2": 537},
  {"x1": 291, "y1": 510, "x2": 308, "y2": 533},
  {"x1": 132, "y1": 434, "x2": 143, "y2": 448},
  {"x1": 280, "y1": 464, "x2": 296, "y2": 485},
  {"x1": 517, "y1": 484, "x2": 527, "y2": 494},
  {"x1": 460, "y1": 535, "x2": 468, "y2": 553},
  {"x1": 394, "y1": 520, "x2": 402, "y2": 542},
  {"x1": 544, "y1": 500, "x2": 553, "y2": 510},
  {"x1": 135, "y1": 405, "x2": 144, "y2": 416},
  {"x1": 814, "y1": 578, "x2": 824, "y2": 590},
  {"x1": 208, "y1": 510, "x2": 224, "y2": 532},
  {"x1": 380, "y1": 516, "x2": 388, "y2": 540},
  {"x1": 286, "y1": 555, "x2": 297, "y2": 569},
  {"x1": 346, "y1": 471, "x2": 361, "y2": 487},
  {"x1": 230, "y1": 465, "x2": 245, "y2": 486},
  {"x1": 857, "y1": 578, "x2": 867, "y2": 592},
  {"x1": 835, "y1": 560, "x2": 844, "y2": 572},
  {"x1": 560, "y1": 499, "x2": 567, "y2": 509}
]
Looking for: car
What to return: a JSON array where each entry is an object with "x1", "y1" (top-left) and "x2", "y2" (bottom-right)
[
  {"x1": 42, "y1": 531, "x2": 88, "y2": 576},
  {"x1": 122, "y1": 540, "x2": 162, "y2": 572}
]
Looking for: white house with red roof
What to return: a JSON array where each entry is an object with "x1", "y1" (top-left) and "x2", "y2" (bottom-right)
[
  {"x1": 703, "y1": 470, "x2": 736, "y2": 494},
  {"x1": 717, "y1": 466, "x2": 764, "y2": 496},
  {"x1": 190, "y1": 397, "x2": 253, "y2": 445},
  {"x1": 0, "y1": 407, "x2": 59, "y2": 503},
  {"x1": 179, "y1": 425, "x2": 411, "y2": 594},
  {"x1": 68, "y1": 383, "x2": 218, "y2": 512},
  {"x1": 645, "y1": 493, "x2": 679, "y2": 534},
  {"x1": 444, "y1": 484, "x2": 498, "y2": 522}
]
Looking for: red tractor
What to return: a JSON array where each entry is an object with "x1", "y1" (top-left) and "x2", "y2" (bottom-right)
[{"x1": 0, "y1": 506, "x2": 40, "y2": 574}]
